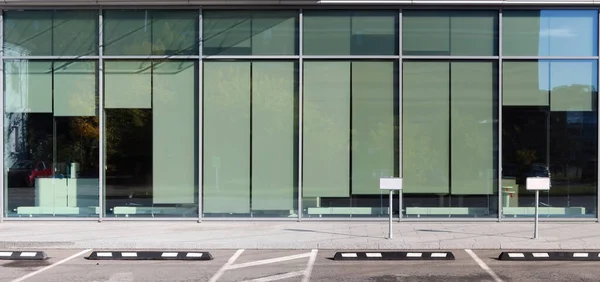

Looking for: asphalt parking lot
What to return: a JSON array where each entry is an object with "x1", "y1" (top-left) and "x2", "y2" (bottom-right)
[{"x1": 2, "y1": 249, "x2": 600, "y2": 282}]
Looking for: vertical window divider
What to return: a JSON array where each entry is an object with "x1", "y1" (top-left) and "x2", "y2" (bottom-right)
[
  {"x1": 198, "y1": 8, "x2": 203, "y2": 223},
  {"x1": 398, "y1": 8, "x2": 403, "y2": 222},
  {"x1": 597, "y1": 9, "x2": 600, "y2": 223},
  {"x1": 298, "y1": 8, "x2": 303, "y2": 222},
  {"x1": 0, "y1": 9, "x2": 4, "y2": 223},
  {"x1": 98, "y1": 9, "x2": 104, "y2": 222},
  {"x1": 498, "y1": 9, "x2": 503, "y2": 222}
]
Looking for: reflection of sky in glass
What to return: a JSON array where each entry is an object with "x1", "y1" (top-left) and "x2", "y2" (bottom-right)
[
  {"x1": 537, "y1": 60, "x2": 598, "y2": 91},
  {"x1": 537, "y1": 10, "x2": 598, "y2": 56}
]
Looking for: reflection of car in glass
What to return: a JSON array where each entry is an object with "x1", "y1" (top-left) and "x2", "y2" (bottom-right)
[{"x1": 7, "y1": 160, "x2": 52, "y2": 187}]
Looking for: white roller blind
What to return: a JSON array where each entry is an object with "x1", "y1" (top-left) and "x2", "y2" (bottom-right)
[
  {"x1": 503, "y1": 61, "x2": 549, "y2": 106},
  {"x1": 104, "y1": 61, "x2": 152, "y2": 109},
  {"x1": 53, "y1": 61, "x2": 97, "y2": 117},
  {"x1": 550, "y1": 61, "x2": 595, "y2": 112},
  {"x1": 5, "y1": 61, "x2": 52, "y2": 113}
]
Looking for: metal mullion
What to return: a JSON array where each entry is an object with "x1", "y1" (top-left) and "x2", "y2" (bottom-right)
[
  {"x1": 398, "y1": 8, "x2": 403, "y2": 222},
  {"x1": 402, "y1": 55, "x2": 499, "y2": 60},
  {"x1": 101, "y1": 55, "x2": 200, "y2": 60},
  {"x1": 298, "y1": 8, "x2": 303, "y2": 222},
  {"x1": 597, "y1": 9, "x2": 600, "y2": 223},
  {"x1": 98, "y1": 9, "x2": 104, "y2": 222},
  {"x1": 198, "y1": 8, "x2": 203, "y2": 223},
  {"x1": 498, "y1": 9, "x2": 503, "y2": 222},
  {"x1": 0, "y1": 10, "x2": 4, "y2": 223},
  {"x1": 202, "y1": 55, "x2": 300, "y2": 60}
]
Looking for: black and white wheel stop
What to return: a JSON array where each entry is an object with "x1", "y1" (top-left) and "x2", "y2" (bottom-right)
[
  {"x1": 86, "y1": 251, "x2": 213, "y2": 260},
  {"x1": 0, "y1": 251, "x2": 48, "y2": 260},
  {"x1": 334, "y1": 251, "x2": 455, "y2": 260},
  {"x1": 499, "y1": 251, "x2": 600, "y2": 261}
]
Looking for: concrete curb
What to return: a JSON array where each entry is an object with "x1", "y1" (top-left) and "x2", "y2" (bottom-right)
[
  {"x1": 333, "y1": 251, "x2": 455, "y2": 261},
  {"x1": 499, "y1": 251, "x2": 600, "y2": 261},
  {"x1": 0, "y1": 251, "x2": 48, "y2": 260},
  {"x1": 85, "y1": 251, "x2": 213, "y2": 260}
]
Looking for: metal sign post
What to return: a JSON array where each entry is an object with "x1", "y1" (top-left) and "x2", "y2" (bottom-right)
[
  {"x1": 526, "y1": 177, "x2": 551, "y2": 239},
  {"x1": 380, "y1": 178, "x2": 403, "y2": 239}
]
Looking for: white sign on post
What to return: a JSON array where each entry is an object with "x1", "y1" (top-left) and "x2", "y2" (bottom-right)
[
  {"x1": 380, "y1": 177, "x2": 402, "y2": 239},
  {"x1": 526, "y1": 177, "x2": 551, "y2": 239},
  {"x1": 380, "y1": 178, "x2": 403, "y2": 190}
]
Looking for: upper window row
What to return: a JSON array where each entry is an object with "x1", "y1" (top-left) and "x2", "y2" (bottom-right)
[{"x1": 4, "y1": 10, "x2": 599, "y2": 57}]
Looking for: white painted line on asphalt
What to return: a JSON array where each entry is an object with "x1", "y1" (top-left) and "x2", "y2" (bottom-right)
[
  {"x1": 341, "y1": 253, "x2": 357, "y2": 258},
  {"x1": 20, "y1": 252, "x2": 36, "y2": 257},
  {"x1": 465, "y1": 249, "x2": 503, "y2": 282},
  {"x1": 532, "y1": 253, "x2": 549, "y2": 258},
  {"x1": 240, "y1": 270, "x2": 305, "y2": 282},
  {"x1": 186, "y1": 253, "x2": 203, "y2": 258},
  {"x1": 121, "y1": 252, "x2": 137, "y2": 257},
  {"x1": 228, "y1": 252, "x2": 312, "y2": 270},
  {"x1": 12, "y1": 249, "x2": 92, "y2": 282},
  {"x1": 161, "y1": 252, "x2": 178, "y2": 257},
  {"x1": 208, "y1": 249, "x2": 244, "y2": 282},
  {"x1": 302, "y1": 249, "x2": 319, "y2": 282},
  {"x1": 407, "y1": 253, "x2": 422, "y2": 258},
  {"x1": 431, "y1": 253, "x2": 448, "y2": 258},
  {"x1": 0, "y1": 252, "x2": 13, "y2": 256},
  {"x1": 573, "y1": 253, "x2": 589, "y2": 258},
  {"x1": 366, "y1": 253, "x2": 382, "y2": 258},
  {"x1": 507, "y1": 253, "x2": 525, "y2": 258}
]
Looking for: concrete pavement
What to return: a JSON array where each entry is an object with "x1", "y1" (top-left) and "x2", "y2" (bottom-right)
[{"x1": 1, "y1": 221, "x2": 600, "y2": 250}]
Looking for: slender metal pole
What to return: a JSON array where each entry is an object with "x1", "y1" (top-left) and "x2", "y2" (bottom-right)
[
  {"x1": 297, "y1": 9, "x2": 303, "y2": 222},
  {"x1": 389, "y1": 190, "x2": 393, "y2": 239},
  {"x1": 98, "y1": 9, "x2": 104, "y2": 223},
  {"x1": 534, "y1": 190, "x2": 539, "y2": 239},
  {"x1": 198, "y1": 8, "x2": 203, "y2": 223}
]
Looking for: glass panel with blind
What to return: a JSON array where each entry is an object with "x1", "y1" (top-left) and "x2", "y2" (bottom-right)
[
  {"x1": 502, "y1": 10, "x2": 598, "y2": 57},
  {"x1": 303, "y1": 11, "x2": 398, "y2": 56},
  {"x1": 203, "y1": 61, "x2": 298, "y2": 217},
  {"x1": 4, "y1": 10, "x2": 98, "y2": 56},
  {"x1": 301, "y1": 61, "x2": 397, "y2": 218},
  {"x1": 402, "y1": 61, "x2": 498, "y2": 218},
  {"x1": 103, "y1": 61, "x2": 198, "y2": 217},
  {"x1": 501, "y1": 60, "x2": 597, "y2": 218},
  {"x1": 3, "y1": 60, "x2": 99, "y2": 217},
  {"x1": 402, "y1": 10, "x2": 498, "y2": 56}
]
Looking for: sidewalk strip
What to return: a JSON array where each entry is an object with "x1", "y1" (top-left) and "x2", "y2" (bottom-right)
[
  {"x1": 465, "y1": 249, "x2": 503, "y2": 282},
  {"x1": 12, "y1": 249, "x2": 91, "y2": 282},
  {"x1": 302, "y1": 249, "x2": 319, "y2": 282},
  {"x1": 208, "y1": 249, "x2": 244, "y2": 282}
]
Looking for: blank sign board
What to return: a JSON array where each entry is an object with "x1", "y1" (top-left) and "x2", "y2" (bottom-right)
[
  {"x1": 526, "y1": 177, "x2": 551, "y2": 191},
  {"x1": 380, "y1": 178, "x2": 403, "y2": 190}
]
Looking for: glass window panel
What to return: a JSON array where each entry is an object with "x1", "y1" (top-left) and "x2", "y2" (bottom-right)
[
  {"x1": 303, "y1": 11, "x2": 397, "y2": 55},
  {"x1": 5, "y1": 61, "x2": 52, "y2": 113},
  {"x1": 152, "y1": 62, "x2": 197, "y2": 204},
  {"x1": 351, "y1": 61, "x2": 395, "y2": 195},
  {"x1": 502, "y1": 60, "x2": 598, "y2": 218},
  {"x1": 550, "y1": 61, "x2": 597, "y2": 112},
  {"x1": 403, "y1": 11, "x2": 498, "y2": 56},
  {"x1": 251, "y1": 62, "x2": 296, "y2": 211},
  {"x1": 503, "y1": 61, "x2": 550, "y2": 106},
  {"x1": 203, "y1": 62, "x2": 251, "y2": 214},
  {"x1": 503, "y1": 10, "x2": 598, "y2": 56},
  {"x1": 450, "y1": 62, "x2": 497, "y2": 195},
  {"x1": 104, "y1": 10, "x2": 198, "y2": 56},
  {"x1": 4, "y1": 11, "x2": 52, "y2": 56},
  {"x1": 53, "y1": 61, "x2": 97, "y2": 117},
  {"x1": 402, "y1": 61, "x2": 450, "y2": 194},
  {"x1": 104, "y1": 61, "x2": 152, "y2": 109},
  {"x1": 203, "y1": 11, "x2": 297, "y2": 56},
  {"x1": 52, "y1": 11, "x2": 98, "y2": 56},
  {"x1": 4, "y1": 61, "x2": 99, "y2": 218},
  {"x1": 303, "y1": 62, "x2": 350, "y2": 198}
]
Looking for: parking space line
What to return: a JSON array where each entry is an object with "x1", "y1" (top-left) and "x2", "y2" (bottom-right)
[
  {"x1": 11, "y1": 249, "x2": 92, "y2": 282},
  {"x1": 228, "y1": 252, "x2": 311, "y2": 270},
  {"x1": 465, "y1": 249, "x2": 503, "y2": 282},
  {"x1": 240, "y1": 270, "x2": 305, "y2": 282},
  {"x1": 208, "y1": 249, "x2": 245, "y2": 282},
  {"x1": 302, "y1": 249, "x2": 318, "y2": 282}
]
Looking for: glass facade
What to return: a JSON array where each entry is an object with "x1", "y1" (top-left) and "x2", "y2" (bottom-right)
[{"x1": 0, "y1": 8, "x2": 598, "y2": 220}]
